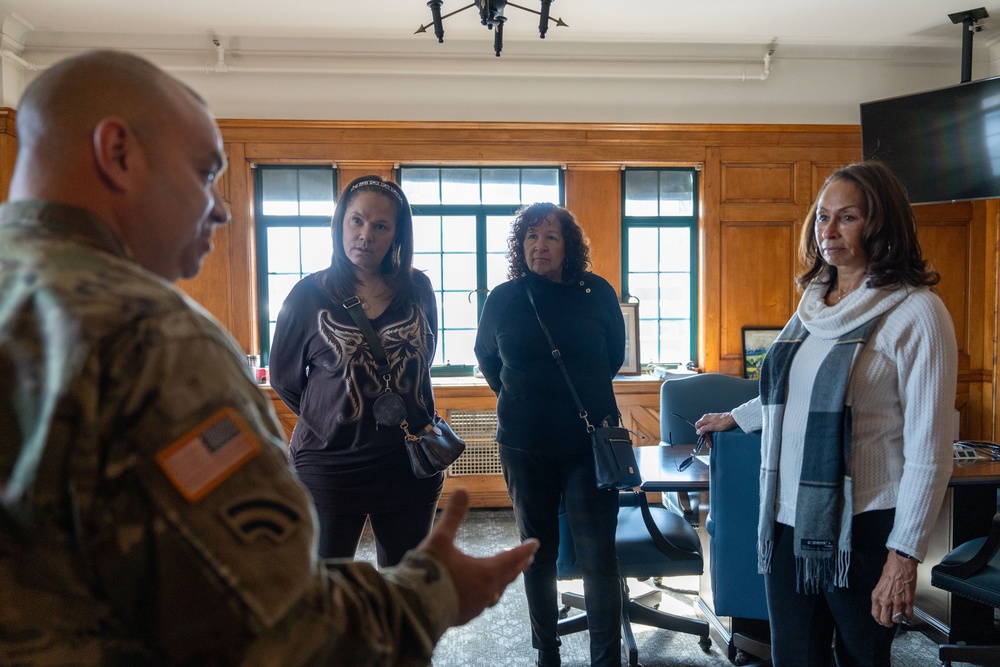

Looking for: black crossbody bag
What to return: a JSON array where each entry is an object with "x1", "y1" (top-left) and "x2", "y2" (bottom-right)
[
  {"x1": 341, "y1": 292, "x2": 465, "y2": 478},
  {"x1": 524, "y1": 283, "x2": 642, "y2": 490}
]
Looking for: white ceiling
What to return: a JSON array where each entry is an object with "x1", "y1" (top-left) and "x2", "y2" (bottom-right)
[
  {"x1": 4, "y1": 2, "x2": 1000, "y2": 124},
  {"x1": 6, "y1": 1, "x2": 1000, "y2": 54}
]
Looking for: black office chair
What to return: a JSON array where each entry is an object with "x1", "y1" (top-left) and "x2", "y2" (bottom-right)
[
  {"x1": 556, "y1": 490, "x2": 711, "y2": 667},
  {"x1": 659, "y1": 373, "x2": 759, "y2": 519},
  {"x1": 931, "y1": 511, "x2": 1000, "y2": 666}
]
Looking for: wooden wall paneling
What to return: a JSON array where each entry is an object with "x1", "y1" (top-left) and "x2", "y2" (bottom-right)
[
  {"x1": 176, "y1": 143, "x2": 237, "y2": 341},
  {"x1": 718, "y1": 222, "x2": 797, "y2": 376},
  {"x1": 714, "y1": 153, "x2": 801, "y2": 375},
  {"x1": 0, "y1": 109, "x2": 16, "y2": 200},
  {"x1": 986, "y1": 200, "x2": 1000, "y2": 442},
  {"x1": 721, "y1": 163, "x2": 795, "y2": 203},
  {"x1": 336, "y1": 161, "x2": 396, "y2": 190},
  {"x1": 913, "y1": 203, "x2": 979, "y2": 437},
  {"x1": 267, "y1": 392, "x2": 297, "y2": 443},
  {"x1": 810, "y1": 163, "x2": 847, "y2": 197},
  {"x1": 914, "y1": 210, "x2": 972, "y2": 361},
  {"x1": 177, "y1": 224, "x2": 234, "y2": 329},
  {"x1": 700, "y1": 148, "x2": 721, "y2": 371},
  {"x1": 565, "y1": 165, "x2": 622, "y2": 294},
  {"x1": 615, "y1": 378, "x2": 663, "y2": 443},
  {"x1": 228, "y1": 143, "x2": 256, "y2": 353}
]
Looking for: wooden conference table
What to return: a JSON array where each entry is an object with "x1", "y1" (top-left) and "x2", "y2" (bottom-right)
[{"x1": 633, "y1": 442, "x2": 709, "y2": 493}]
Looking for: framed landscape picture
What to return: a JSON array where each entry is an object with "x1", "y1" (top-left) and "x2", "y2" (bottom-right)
[
  {"x1": 741, "y1": 326, "x2": 782, "y2": 380},
  {"x1": 620, "y1": 303, "x2": 641, "y2": 375}
]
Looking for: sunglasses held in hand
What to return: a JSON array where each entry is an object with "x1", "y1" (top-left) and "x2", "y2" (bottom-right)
[{"x1": 671, "y1": 412, "x2": 708, "y2": 472}]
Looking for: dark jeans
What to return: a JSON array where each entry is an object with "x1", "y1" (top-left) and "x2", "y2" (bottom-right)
[
  {"x1": 500, "y1": 444, "x2": 622, "y2": 667},
  {"x1": 300, "y1": 477, "x2": 439, "y2": 567},
  {"x1": 764, "y1": 509, "x2": 898, "y2": 667}
]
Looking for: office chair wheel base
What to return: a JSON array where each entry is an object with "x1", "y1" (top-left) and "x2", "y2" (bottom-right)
[{"x1": 699, "y1": 635, "x2": 712, "y2": 652}]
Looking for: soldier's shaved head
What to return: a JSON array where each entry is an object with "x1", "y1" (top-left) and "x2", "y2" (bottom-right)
[
  {"x1": 10, "y1": 49, "x2": 229, "y2": 281},
  {"x1": 15, "y1": 50, "x2": 205, "y2": 183}
]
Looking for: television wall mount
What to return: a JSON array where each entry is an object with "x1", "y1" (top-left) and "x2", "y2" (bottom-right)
[{"x1": 949, "y1": 7, "x2": 989, "y2": 83}]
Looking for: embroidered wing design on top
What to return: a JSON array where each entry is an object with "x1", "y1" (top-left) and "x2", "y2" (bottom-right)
[{"x1": 317, "y1": 305, "x2": 432, "y2": 424}]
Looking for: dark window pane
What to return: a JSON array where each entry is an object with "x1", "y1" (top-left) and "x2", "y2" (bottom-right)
[
  {"x1": 624, "y1": 171, "x2": 658, "y2": 217},
  {"x1": 299, "y1": 170, "x2": 335, "y2": 216},
  {"x1": 482, "y1": 168, "x2": 520, "y2": 205},
  {"x1": 262, "y1": 169, "x2": 299, "y2": 216},
  {"x1": 400, "y1": 168, "x2": 441, "y2": 205},
  {"x1": 660, "y1": 171, "x2": 695, "y2": 216},
  {"x1": 522, "y1": 168, "x2": 561, "y2": 203},
  {"x1": 441, "y1": 168, "x2": 481, "y2": 204}
]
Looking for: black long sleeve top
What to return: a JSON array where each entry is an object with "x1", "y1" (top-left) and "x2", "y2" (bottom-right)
[
  {"x1": 474, "y1": 270, "x2": 625, "y2": 453},
  {"x1": 269, "y1": 269, "x2": 438, "y2": 472}
]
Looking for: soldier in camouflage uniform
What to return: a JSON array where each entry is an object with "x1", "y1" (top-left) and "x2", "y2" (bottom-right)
[{"x1": 0, "y1": 49, "x2": 537, "y2": 666}]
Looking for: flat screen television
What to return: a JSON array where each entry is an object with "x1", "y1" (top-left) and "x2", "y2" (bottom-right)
[{"x1": 860, "y1": 75, "x2": 1000, "y2": 204}]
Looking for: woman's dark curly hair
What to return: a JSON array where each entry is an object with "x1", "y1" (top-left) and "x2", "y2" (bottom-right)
[
  {"x1": 797, "y1": 161, "x2": 939, "y2": 291},
  {"x1": 506, "y1": 202, "x2": 592, "y2": 281},
  {"x1": 325, "y1": 174, "x2": 418, "y2": 304}
]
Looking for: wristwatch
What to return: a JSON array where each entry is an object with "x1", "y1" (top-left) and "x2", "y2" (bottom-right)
[{"x1": 895, "y1": 549, "x2": 917, "y2": 561}]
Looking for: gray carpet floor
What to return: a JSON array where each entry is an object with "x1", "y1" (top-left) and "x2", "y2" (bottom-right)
[{"x1": 357, "y1": 508, "x2": 943, "y2": 667}]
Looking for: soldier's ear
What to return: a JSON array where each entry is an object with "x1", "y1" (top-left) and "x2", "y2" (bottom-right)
[{"x1": 92, "y1": 117, "x2": 145, "y2": 193}]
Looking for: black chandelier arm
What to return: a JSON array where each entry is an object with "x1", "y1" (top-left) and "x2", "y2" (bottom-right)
[
  {"x1": 505, "y1": 1, "x2": 568, "y2": 28},
  {"x1": 493, "y1": 21, "x2": 504, "y2": 57},
  {"x1": 414, "y1": 2, "x2": 476, "y2": 40},
  {"x1": 538, "y1": 0, "x2": 551, "y2": 38}
]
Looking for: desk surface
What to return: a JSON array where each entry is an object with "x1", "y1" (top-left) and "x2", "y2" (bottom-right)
[
  {"x1": 951, "y1": 458, "x2": 1000, "y2": 486},
  {"x1": 635, "y1": 443, "x2": 709, "y2": 492}
]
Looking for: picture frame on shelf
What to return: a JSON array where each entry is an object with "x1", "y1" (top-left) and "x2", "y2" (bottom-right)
[
  {"x1": 741, "y1": 326, "x2": 782, "y2": 380},
  {"x1": 620, "y1": 303, "x2": 641, "y2": 375}
]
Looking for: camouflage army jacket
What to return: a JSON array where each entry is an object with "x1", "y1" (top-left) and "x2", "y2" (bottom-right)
[{"x1": 0, "y1": 200, "x2": 457, "y2": 666}]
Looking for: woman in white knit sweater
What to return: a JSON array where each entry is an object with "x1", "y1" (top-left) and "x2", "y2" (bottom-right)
[{"x1": 696, "y1": 161, "x2": 957, "y2": 667}]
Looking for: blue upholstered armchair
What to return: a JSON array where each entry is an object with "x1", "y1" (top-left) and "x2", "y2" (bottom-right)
[
  {"x1": 707, "y1": 429, "x2": 771, "y2": 664},
  {"x1": 931, "y1": 511, "x2": 1000, "y2": 666},
  {"x1": 660, "y1": 373, "x2": 759, "y2": 519}
]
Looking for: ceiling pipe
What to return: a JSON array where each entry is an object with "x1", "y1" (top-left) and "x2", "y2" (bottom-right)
[
  {"x1": 1, "y1": 43, "x2": 775, "y2": 82},
  {"x1": 1, "y1": 49, "x2": 40, "y2": 70}
]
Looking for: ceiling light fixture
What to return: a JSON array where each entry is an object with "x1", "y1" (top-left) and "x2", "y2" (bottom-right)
[{"x1": 416, "y1": 1, "x2": 567, "y2": 57}]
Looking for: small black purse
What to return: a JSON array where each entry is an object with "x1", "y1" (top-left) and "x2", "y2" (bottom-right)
[
  {"x1": 404, "y1": 414, "x2": 467, "y2": 478},
  {"x1": 524, "y1": 283, "x2": 642, "y2": 490},
  {"x1": 343, "y1": 294, "x2": 465, "y2": 478}
]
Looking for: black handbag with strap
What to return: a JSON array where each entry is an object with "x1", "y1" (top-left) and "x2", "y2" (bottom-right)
[
  {"x1": 342, "y1": 293, "x2": 465, "y2": 478},
  {"x1": 524, "y1": 283, "x2": 642, "y2": 490}
]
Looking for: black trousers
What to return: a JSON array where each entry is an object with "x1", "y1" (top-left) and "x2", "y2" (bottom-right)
[
  {"x1": 500, "y1": 443, "x2": 622, "y2": 667},
  {"x1": 297, "y1": 471, "x2": 440, "y2": 567},
  {"x1": 764, "y1": 509, "x2": 898, "y2": 667}
]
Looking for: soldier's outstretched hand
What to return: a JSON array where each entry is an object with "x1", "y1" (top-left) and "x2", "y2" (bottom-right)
[{"x1": 419, "y1": 488, "x2": 539, "y2": 625}]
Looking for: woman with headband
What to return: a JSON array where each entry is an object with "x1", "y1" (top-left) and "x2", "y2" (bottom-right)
[{"x1": 270, "y1": 175, "x2": 442, "y2": 566}]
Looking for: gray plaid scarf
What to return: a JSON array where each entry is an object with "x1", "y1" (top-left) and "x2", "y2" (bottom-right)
[{"x1": 757, "y1": 312, "x2": 882, "y2": 593}]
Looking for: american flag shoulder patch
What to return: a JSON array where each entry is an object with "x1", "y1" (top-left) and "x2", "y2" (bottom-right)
[{"x1": 155, "y1": 408, "x2": 261, "y2": 502}]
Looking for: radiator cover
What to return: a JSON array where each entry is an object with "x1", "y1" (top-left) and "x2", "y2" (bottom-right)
[{"x1": 446, "y1": 410, "x2": 502, "y2": 476}]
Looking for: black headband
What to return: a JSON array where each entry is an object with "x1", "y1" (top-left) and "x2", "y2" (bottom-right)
[{"x1": 348, "y1": 180, "x2": 405, "y2": 207}]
